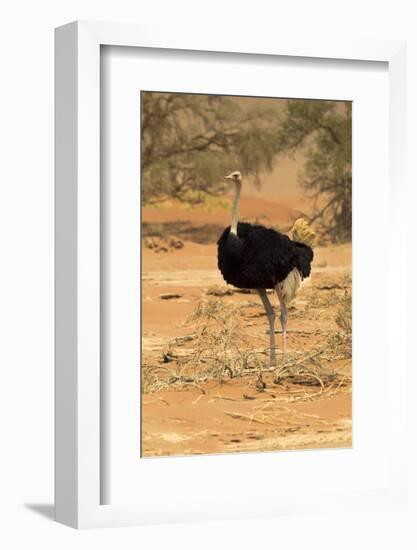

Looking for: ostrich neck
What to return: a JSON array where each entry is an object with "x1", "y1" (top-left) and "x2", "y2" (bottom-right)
[{"x1": 230, "y1": 181, "x2": 242, "y2": 235}]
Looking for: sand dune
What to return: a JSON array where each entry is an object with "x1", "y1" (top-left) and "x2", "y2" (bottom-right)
[{"x1": 142, "y1": 194, "x2": 311, "y2": 231}]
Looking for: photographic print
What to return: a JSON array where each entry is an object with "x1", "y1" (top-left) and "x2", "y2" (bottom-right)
[{"x1": 141, "y1": 92, "x2": 352, "y2": 458}]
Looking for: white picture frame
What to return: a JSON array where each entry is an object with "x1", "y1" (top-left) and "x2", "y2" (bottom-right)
[{"x1": 55, "y1": 20, "x2": 407, "y2": 529}]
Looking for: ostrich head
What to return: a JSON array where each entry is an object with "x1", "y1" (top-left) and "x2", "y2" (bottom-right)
[{"x1": 224, "y1": 171, "x2": 242, "y2": 184}]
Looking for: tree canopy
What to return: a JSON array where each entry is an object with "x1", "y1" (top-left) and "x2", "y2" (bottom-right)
[
  {"x1": 275, "y1": 100, "x2": 352, "y2": 242},
  {"x1": 141, "y1": 92, "x2": 277, "y2": 205}
]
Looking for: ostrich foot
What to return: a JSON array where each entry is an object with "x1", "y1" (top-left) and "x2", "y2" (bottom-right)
[
  {"x1": 268, "y1": 347, "x2": 277, "y2": 369},
  {"x1": 273, "y1": 367, "x2": 284, "y2": 385},
  {"x1": 256, "y1": 372, "x2": 266, "y2": 391},
  {"x1": 272, "y1": 352, "x2": 286, "y2": 385}
]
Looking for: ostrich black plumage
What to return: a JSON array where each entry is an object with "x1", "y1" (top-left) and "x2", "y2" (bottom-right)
[{"x1": 217, "y1": 171, "x2": 314, "y2": 373}]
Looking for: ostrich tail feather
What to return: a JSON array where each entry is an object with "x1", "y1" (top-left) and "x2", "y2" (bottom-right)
[{"x1": 291, "y1": 218, "x2": 316, "y2": 248}]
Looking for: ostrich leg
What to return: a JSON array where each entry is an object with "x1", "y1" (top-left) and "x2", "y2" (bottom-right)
[
  {"x1": 257, "y1": 289, "x2": 276, "y2": 369},
  {"x1": 275, "y1": 288, "x2": 288, "y2": 358}
]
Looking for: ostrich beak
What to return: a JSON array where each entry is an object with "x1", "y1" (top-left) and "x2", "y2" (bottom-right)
[{"x1": 224, "y1": 173, "x2": 234, "y2": 181}]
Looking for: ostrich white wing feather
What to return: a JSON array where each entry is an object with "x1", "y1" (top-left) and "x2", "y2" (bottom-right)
[{"x1": 277, "y1": 268, "x2": 302, "y2": 305}]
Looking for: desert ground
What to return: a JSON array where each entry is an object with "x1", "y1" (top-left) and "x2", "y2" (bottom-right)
[{"x1": 141, "y1": 194, "x2": 352, "y2": 457}]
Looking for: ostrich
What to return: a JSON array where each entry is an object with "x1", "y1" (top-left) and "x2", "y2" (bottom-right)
[{"x1": 217, "y1": 171, "x2": 314, "y2": 378}]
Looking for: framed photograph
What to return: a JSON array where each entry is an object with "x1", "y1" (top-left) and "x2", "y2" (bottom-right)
[{"x1": 55, "y1": 21, "x2": 407, "y2": 528}]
